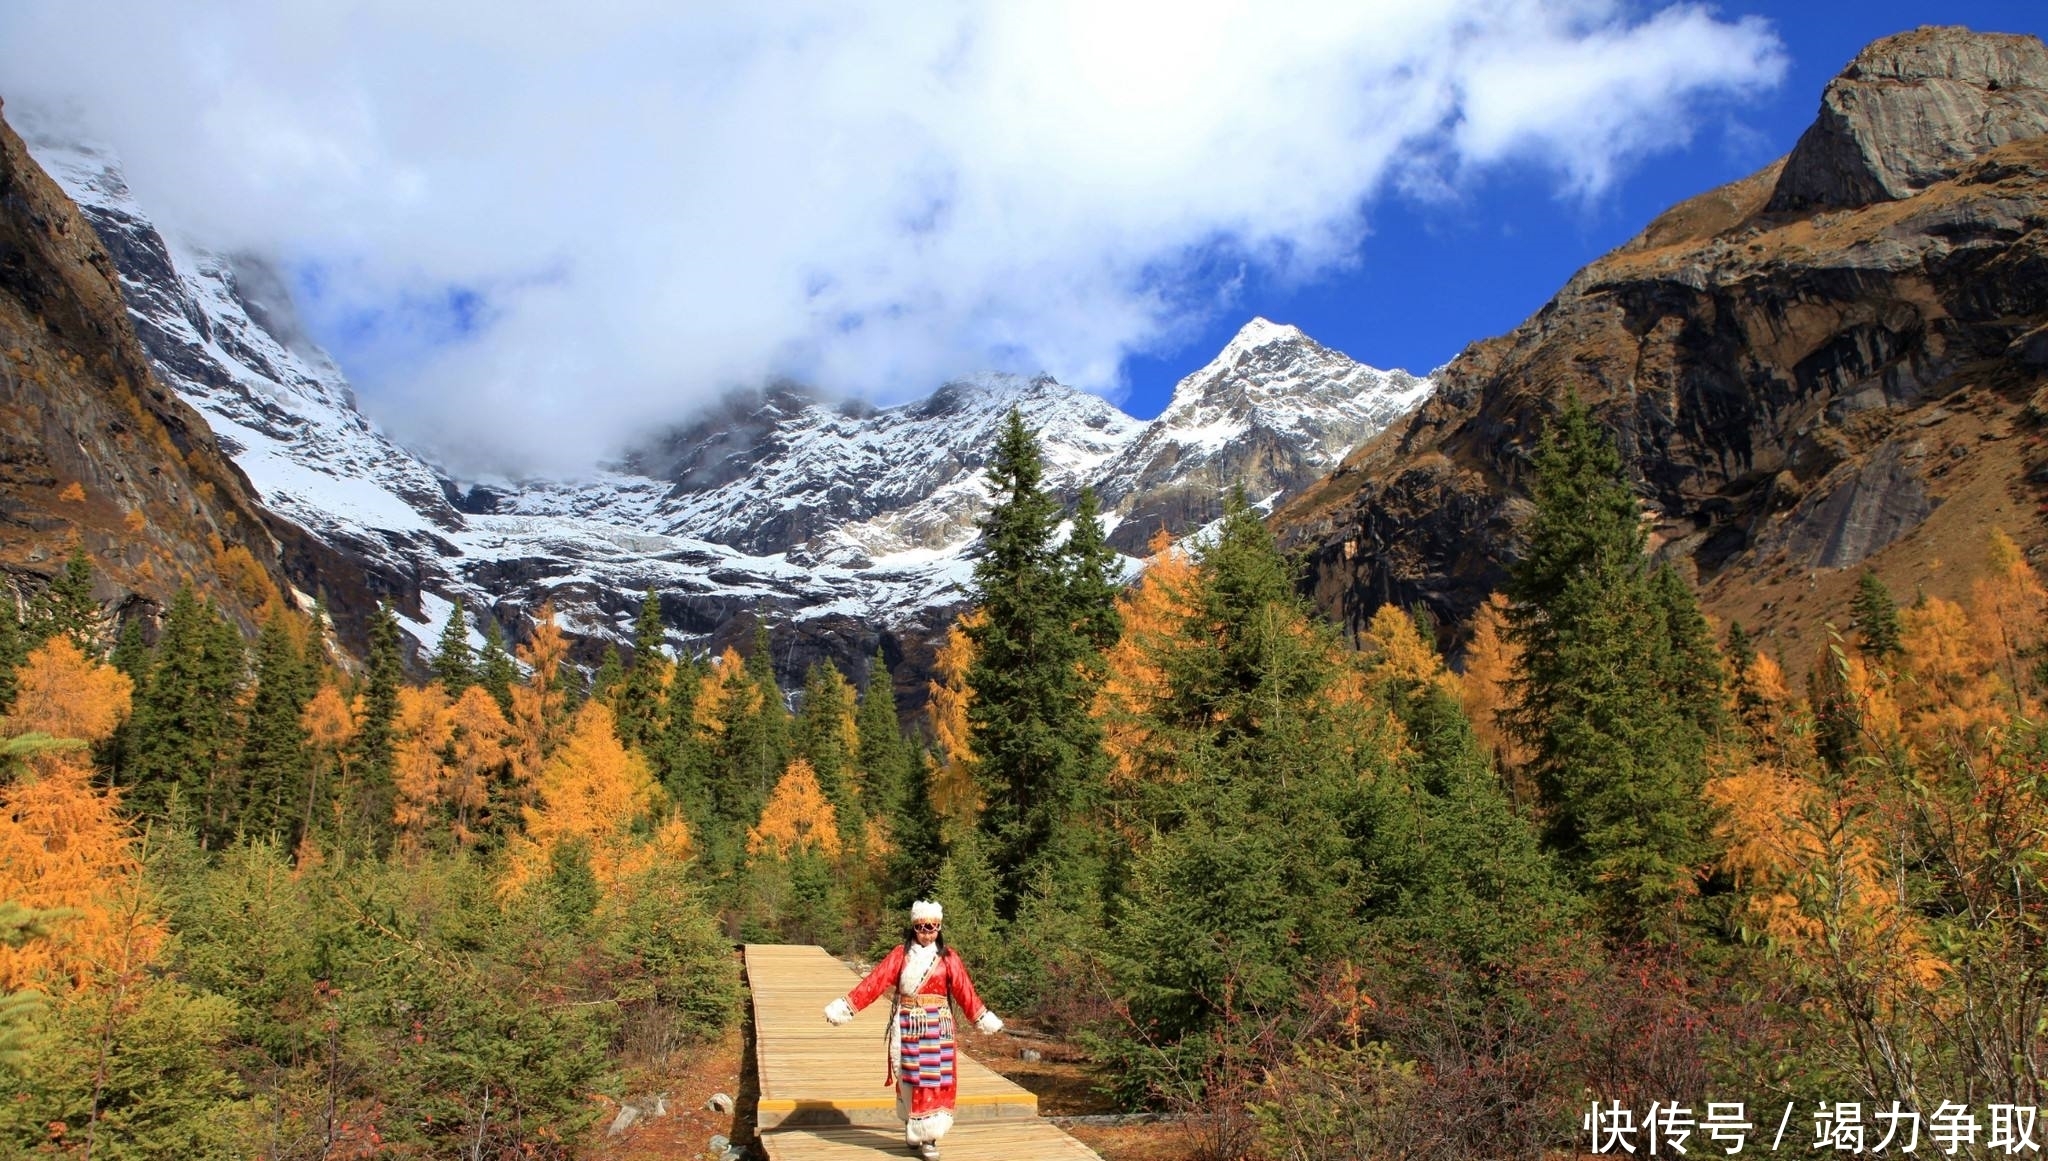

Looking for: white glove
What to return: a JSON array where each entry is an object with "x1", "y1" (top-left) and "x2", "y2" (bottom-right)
[
  {"x1": 824, "y1": 998, "x2": 854, "y2": 1026},
  {"x1": 975, "y1": 1010, "x2": 1003, "y2": 1035}
]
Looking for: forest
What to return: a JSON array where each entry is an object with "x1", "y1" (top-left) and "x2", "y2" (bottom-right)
[{"x1": 2, "y1": 400, "x2": 2045, "y2": 1159}]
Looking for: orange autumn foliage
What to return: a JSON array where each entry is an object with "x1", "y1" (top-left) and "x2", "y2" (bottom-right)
[
  {"x1": 1458, "y1": 592, "x2": 1527, "y2": 772},
  {"x1": 693, "y1": 647, "x2": 763, "y2": 736},
  {"x1": 447, "y1": 685, "x2": 511, "y2": 846},
  {"x1": 5, "y1": 636, "x2": 133, "y2": 747},
  {"x1": 503, "y1": 700, "x2": 663, "y2": 894},
  {"x1": 924, "y1": 609, "x2": 985, "y2": 826},
  {"x1": 0, "y1": 764, "x2": 165, "y2": 993},
  {"x1": 1900, "y1": 596, "x2": 2008, "y2": 746},
  {"x1": 1095, "y1": 531, "x2": 1198, "y2": 790},
  {"x1": 392, "y1": 683, "x2": 455, "y2": 851},
  {"x1": 1358, "y1": 603, "x2": 1460, "y2": 701},
  {"x1": 509, "y1": 602, "x2": 572, "y2": 797},
  {"x1": 749, "y1": 757, "x2": 842, "y2": 858}
]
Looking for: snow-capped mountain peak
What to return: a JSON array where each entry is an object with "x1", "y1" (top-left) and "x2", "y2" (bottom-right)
[
  {"x1": 30, "y1": 137, "x2": 1432, "y2": 683},
  {"x1": 1214, "y1": 315, "x2": 1306, "y2": 366}
]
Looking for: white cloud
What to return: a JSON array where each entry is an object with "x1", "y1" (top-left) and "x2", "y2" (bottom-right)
[{"x1": 0, "y1": 0, "x2": 1784, "y2": 474}]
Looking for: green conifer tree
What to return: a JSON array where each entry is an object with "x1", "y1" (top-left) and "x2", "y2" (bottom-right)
[
  {"x1": 657, "y1": 652, "x2": 711, "y2": 821},
  {"x1": 795, "y1": 661, "x2": 861, "y2": 824},
  {"x1": 478, "y1": 615, "x2": 518, "y2": 713},
  {"x1": 237, "y1": 609, "x2": 314, "y2": 842},
  {"x1": 0, "y1": 591, "x2": 22, "y2": 715},
  {"x1": 1503, "y1": 398, "x2": 1711, "y2": 930},
  {"x1": 1850, "y1": 569, "x2": 1903, "y2": 660},
  {"x1": 613, "y1": 589, "x2": 669, "y2": 752},
  {"x1": 349, "y1": 601, "x2": 403, "y2": 851},
  {"x1": 966, "y1": 410, "x2": 1107, "y2": 917},
  {"x1": 125, "y1": 587, "x2": 246, "y2": 839},
  {"x1": 738, "y1": 623, "x2": 791, "y2": 801},
  {"x1": 858, "y1": 651, "x2": 940, "y2": 901},
  {"x1": 1650, "y1": 562, "x2": 1727, "y2": 737},
  {"x1": 1109, "y1": 496, "x2": 1369, "y2": 1039},
  {"x1": 590, "y1": 645, "x2": 625, "y2": 706},
  {"x1": 28, "y1": 545, "x2": 100, "y2": 652},
  {"x1": 431, "y1": 598, "x2": 476, "y2": 692},
  {"x1": 1064, "y1": 485, "x2": 1123, "y2": 654},
  {"x1": 109, "y1": 617, "x2": 149, "y2": 682}
]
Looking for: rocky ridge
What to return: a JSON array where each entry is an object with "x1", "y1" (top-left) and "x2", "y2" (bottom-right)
[
  {"x1": 1273, "y1": 25, "x2": 2048, "y2": 665},
  {"x1": 0, "y1": 104, "x2": 292, "y2": 638}
]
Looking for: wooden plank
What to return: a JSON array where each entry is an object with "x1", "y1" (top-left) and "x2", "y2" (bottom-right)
[
  {"x1": 745, "y1": 944, "x2": 1038, "y2": 1129},
  {"x1": 760, "y1": 1121, "x2": 1104, "y2": 1160},
  {"x1": 745, "y1": 944, "x2": 1102, "y2": 1158}
]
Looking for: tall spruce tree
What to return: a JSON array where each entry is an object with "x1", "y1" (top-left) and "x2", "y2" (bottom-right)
[
  {"x1": 1065, "y1": 486, "x2": 1123, "y2": 654},
  {"x1": 478, "y1": 616, "x2": 518, "y2": 713},
  {"x1": 590, "y1": 645, "x2": 625, "y2": 705},
  {"x1": 794, "y1": 662, "x2": 861, "y2": 826},
  {"x1": 1851, "y1": 569, "x2": 1903, "y2": 660},
  {"x1": 657, "y1": 651, "x2": 710, "y2": 821},
  {"x1": 966, "y1": 409, "x2": 1110, "y2": 917},
  {"x1": 1650, "y1": 562, "x2": 1728, "y2": 737},
  {"x1": 237, "y1": 609, "x2": 314, "y2": 841},
  {"x1": 613, "y1": 590, "x2": 668, "y2": 752},
  {"x1": 125, "y1": 587, "x2": 246, "y2": 838},
  {"x1": 431, "y1": 599, "x2": 476, "y2": 692},
  {"x1": 350, "y1": 601, "x2": 404, "y2": 851},
  {"x1": 1108, "y1": 495, "x2": 1369, "y2": 1039},
  {"x1": 859, "y1": 651, "x2": 939, "y2": 900},
  {"x1": 1504, "y1": 397, "x2": 1712, "y2": 930}
]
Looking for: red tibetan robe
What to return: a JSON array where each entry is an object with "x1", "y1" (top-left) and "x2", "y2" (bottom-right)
[{"x1": 843, "y1": 943, "x2": 993, "y2": 1121}]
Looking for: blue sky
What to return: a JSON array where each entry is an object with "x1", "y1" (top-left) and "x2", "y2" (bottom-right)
[
  {"x1": 1122, "y1": 2, "x2": 2048, "y2": 417},
  {"x1": 2, "y1": 3, "x2": 2042, "y2": 473}
]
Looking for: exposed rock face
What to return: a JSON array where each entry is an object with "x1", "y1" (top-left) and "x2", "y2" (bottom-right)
[
  {"x1": 1768, "y1": 26, "x2": 2048, "y2": 212},
  {"x1": 0, "y1": 103, "x2": 290, "y2": 637},
  {"x1": 1274, "y1": 28, "x2": 2048, "y2": 659}
]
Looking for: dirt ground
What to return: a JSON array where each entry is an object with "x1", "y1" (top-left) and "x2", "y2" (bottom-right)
[{"x1": 590, "y1": 1014, "x2": 1196, "y2": 1161}]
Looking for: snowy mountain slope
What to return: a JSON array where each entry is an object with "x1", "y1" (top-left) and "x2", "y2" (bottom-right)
[
  {"x1": 1094, "y1": 317, "x2": 1432, "y2": 552},
  {"x1": 31, "y1": 140, "x2": 1431, "y2": 686}
]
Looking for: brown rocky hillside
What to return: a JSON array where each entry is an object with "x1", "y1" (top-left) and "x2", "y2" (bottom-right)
[
  {"x1": 1273, "y1": 26, "x2": 2048, "y2": 672},
  {"x1": 0, "y1": 101, "x2": 294, "y2": 638}
]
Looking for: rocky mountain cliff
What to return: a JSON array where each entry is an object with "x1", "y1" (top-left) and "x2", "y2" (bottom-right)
[
  {"x1": 27, "y1": 134, "x2": 1429, "y2": 692},
  {"x1": 0, "y1": 103, "x2": 292, "y2": 639},
  {"x1": 1274, "y1": 26, "x2": 2048, "y2": 666}
]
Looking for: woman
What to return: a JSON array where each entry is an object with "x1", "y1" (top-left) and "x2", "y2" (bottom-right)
[{"x1": 823, "y1": 900, "x2": 1002, "y2": 1160}]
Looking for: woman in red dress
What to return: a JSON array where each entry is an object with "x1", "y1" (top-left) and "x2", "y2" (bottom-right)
[{"x1": 823, "y1": 901, "x2": 1002, "y2": 1160}]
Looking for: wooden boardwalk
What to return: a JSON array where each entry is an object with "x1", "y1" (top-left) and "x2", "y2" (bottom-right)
[{"x1": 746, "y1": 944, "x2": 1103, "y2": 1160}]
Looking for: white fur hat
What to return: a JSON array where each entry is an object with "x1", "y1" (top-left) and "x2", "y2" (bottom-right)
[{"x1": 910, "y1": 900, "x2": 944, "y2": 923}]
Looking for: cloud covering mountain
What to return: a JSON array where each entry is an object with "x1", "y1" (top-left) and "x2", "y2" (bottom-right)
[{"x1": 0, "y1": 1, "x2": 1783, "y2": 474}]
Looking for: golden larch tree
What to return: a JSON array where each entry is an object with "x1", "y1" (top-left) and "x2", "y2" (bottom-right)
[
  {"x1": 446, "y1": 684, "x2": 511, "y2": 847},
  {"x1": 5, "y1": 637, "x2": 133, "y2": 753},
  {"x1": 693, "y1": 646, "x2": 762, "y2": 737},
  {"x1": 1970, "y1": 527, "x2": 2048, "y2": 717},
  {"x1": 504, "y1": 700, "x2": 662, "y2": 894},
  {"x1": 1357, "y1": 603, "x2": 1460, "y2": 701},
  {"x1": 509, "y1": 602, "x2": 572, "y2": 798},
  {"x1": 299, "y1": 683, "x2": 358, "y2": 854},
  {"x1": 1458, "y1": 591, "x2": 1526, "y2": 772},
  {"x1": 1094, "y1": 530, "x2": 1198, "y2": 790},
  {"x1": 391, "y1": 683, "x2": 455, "y2": 851},
  {"x1": 0, "y1": 635, "x2": 157, "y2": 991},
  {"x1": 924, "y1": 609, "x2": 984, "y2": 826},
  {"x1": 1900, "y1": 596, "x2": 2006, "y2": 745},
  {"x1": 749, "y1": 757, "x2": 842, "y2": 858}
]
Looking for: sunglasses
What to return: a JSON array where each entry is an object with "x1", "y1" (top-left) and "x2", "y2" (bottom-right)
[{"x1": 913, "y1": 922, "x2": 941, "y2": 932}]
